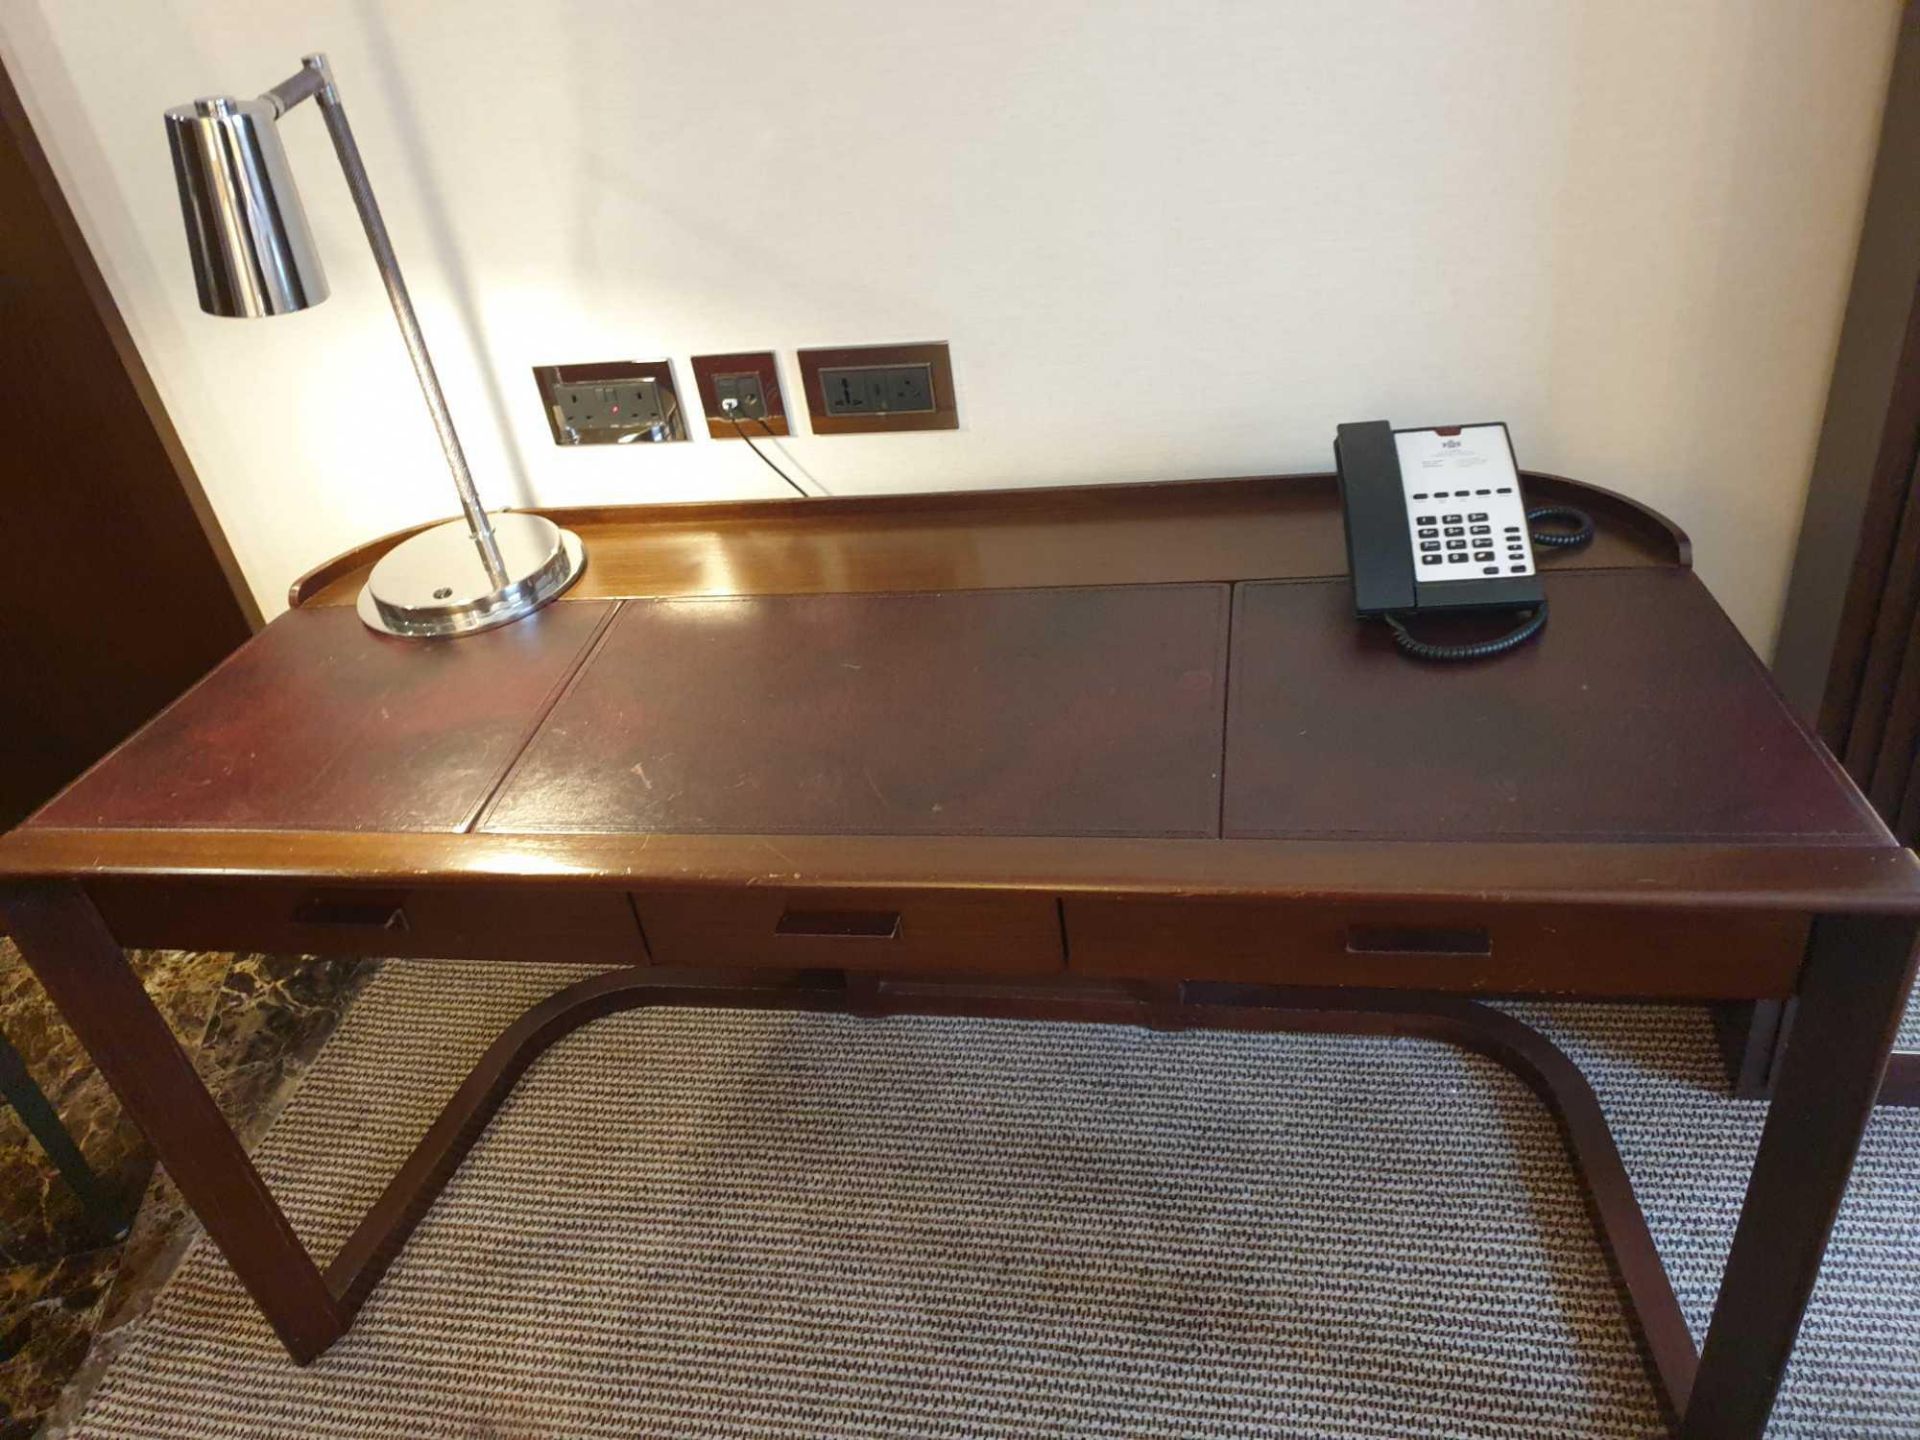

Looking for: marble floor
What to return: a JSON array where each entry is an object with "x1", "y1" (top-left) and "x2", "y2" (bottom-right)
[{"x1": 0, "y1": 940, "x2": 377, "y2": 1438}]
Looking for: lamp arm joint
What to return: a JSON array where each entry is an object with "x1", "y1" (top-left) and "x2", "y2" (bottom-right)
[{"x1": 260, "y1": 65, "x2": 326, "y2": 120}]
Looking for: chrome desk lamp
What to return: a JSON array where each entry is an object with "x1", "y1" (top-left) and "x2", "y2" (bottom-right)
[{"x1": 164, "y1": 53, "x2": 583, "y2": 637}]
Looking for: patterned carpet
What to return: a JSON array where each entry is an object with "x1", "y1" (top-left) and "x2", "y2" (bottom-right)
[{"x1": 55, "y1": 962, "x2": 1920, "y2": 1439}]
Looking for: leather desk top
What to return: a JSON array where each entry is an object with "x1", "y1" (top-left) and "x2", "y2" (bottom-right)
[{"x1": 5, "y1": 474, "x2": 1914, "y2": 914}]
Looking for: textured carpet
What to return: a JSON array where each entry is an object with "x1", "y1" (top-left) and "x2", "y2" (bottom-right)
[{"x1": 63, "y1": 963, "x2": 1920, "y2": 1439}]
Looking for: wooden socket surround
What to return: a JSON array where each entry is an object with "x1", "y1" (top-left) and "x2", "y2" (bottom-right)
[
  {"x1": 689, "y1": 350, "x2": 791, "y2": 439},
  {"x1": 797, "y1": 340, "x2": 959, "y2": 435}
]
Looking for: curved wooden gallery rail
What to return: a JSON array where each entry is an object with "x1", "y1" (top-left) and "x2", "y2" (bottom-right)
[{"x1": 318, "y1": 971, "x2": 1698, "y2": 1425}]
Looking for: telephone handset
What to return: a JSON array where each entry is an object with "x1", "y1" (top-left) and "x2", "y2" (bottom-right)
[{"x1": 1334, "y1": 420, "x2": 1590, "y2": 660}]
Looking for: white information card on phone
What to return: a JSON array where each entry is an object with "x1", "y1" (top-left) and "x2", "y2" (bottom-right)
[{"x1": 1392, "y1": 424, "x2": 1534, "y2": 581}]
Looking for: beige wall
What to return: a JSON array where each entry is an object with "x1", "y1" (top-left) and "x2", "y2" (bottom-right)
[{"x1": 0, "y1": 1, "x2": 1898, "y2": 645}]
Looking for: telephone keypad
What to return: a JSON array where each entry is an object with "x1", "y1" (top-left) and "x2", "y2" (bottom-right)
[{"x1": 1395, "y1": 426, "x2": 1535, "y2": 585}]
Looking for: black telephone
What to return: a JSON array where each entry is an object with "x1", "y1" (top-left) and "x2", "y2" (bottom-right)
[{"x1": 1334, "y1": 419, "x2": 1589, "y2": 660}]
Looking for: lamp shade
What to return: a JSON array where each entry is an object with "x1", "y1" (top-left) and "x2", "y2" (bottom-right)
[{"x1": 164, "y1": 95, "x2": 327, "y2": 317}]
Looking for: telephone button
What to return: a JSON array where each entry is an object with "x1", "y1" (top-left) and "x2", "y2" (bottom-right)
[
  {"x1": 1420, "y1": 554, "x2": 1442, "y2": 566},
  {"x1": 1442, "y1": 513, "x2": 1463, "y2": 523},
  {"x1": 1446, "y1": 554, "x2": 1467, "y2": 564},
  {"x1": 1470, "y1": 525, "x2": 1490, "y2": 536},
  {"x1": 1445, "y1": 540, "x2": 1466, "y2": 551},
  {"x1": 1482, "y1": 566, "x2": 1500, "y2": 575},
  {"x1": 1473, "y1": 550, "x2": 1494, "y2": 562},
  {"x1": 1468, "y1": 512, "x2": 1488, "y2": 522},
  {"x1": 1443, "y1": 526, "x2": 1464, "y2": 537},
  {"x1": 1509, "y1": 565, "x2": 1527, "y2": 573},
  {"x1": 1417, "y1": 528, "x2": 1438, "y2": 539},
  {"x1": 1419, "y1": 540, "x2": 1440, "y2": 552}
]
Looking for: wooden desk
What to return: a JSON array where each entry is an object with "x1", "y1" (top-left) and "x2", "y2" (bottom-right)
[{"x1": 3, "y1": 471, "x2": 1915, "y2": 1440}]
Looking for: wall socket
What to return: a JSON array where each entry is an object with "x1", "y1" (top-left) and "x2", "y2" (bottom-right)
[
  {"x1": 797, "y1": 342, "x2": 957, "y2": 435},
  {"x1": 690, "y1": 351, "x2": 790, "y2": 438},
  {"x1": 533, "y1": 361, "x2": 688, "y2": 445},
  {"x1": 713, "y1": 373, "x2": 768, "y2": 419},
  {"x1": 556, "y1": 380, "x2": 667, "y2": 432},
  {"x1": 818, "y1": 363, "x2": 936, "y2": 416}
]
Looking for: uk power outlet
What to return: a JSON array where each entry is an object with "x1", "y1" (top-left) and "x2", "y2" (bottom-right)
[
  {"x1": 536, "y1": 362, "x2": 689, "y2": 445},
  {"x1": 557, "y1": 381, "x2": 666, "y2": 433}
]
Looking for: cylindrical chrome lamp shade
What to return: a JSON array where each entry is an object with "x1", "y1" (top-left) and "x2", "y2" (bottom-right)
[{"x1": 165, "y1": 96, "x2": 327, "y2": 317}]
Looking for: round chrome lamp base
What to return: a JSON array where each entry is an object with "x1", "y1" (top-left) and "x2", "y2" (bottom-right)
[{"x1": 356, "y1": 512, "x2": 586, "y2": 638}]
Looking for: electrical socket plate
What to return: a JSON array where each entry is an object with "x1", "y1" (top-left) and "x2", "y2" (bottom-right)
[
  {"x1": 818, "y1": 363, "x2": 937, "y2": 417},
  {"x1": 690, "y1": 351, "x2": 789, "y2": 438},
  {"x1": 797, "y1": 342, "x2": 957, "y2": 435},
  {"x1": 532, "y1": 361, "x2": 688, "y2": 445},
  {"x1": 714, "y1": 374, "x2": 767, "y2": 418},
  {"x1": 556, "y1": 380, "x2": 665, "y2": 431}
]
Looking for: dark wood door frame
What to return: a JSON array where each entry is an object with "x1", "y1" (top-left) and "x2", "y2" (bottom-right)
[
  {"x1": 1757, "y1": 1, "x2": 1920, "y2": 1105},
  {"x1": 0, "y1": 55, "x2": 258, "y2": 830}
]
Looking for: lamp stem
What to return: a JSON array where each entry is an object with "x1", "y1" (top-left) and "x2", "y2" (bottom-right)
[{"x1": 296, "y1": 53, "x2": 508, "y2": 588}]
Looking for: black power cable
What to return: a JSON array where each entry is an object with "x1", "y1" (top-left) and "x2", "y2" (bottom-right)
[
  {"x1": 1384, "y1": 504, "x2": 1594, "y2": 662},
  {"x1": 725, "y1": 405, "x2": 811, "y2": 497}
]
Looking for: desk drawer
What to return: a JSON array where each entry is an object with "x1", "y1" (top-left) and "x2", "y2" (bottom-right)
[
  {"x1": 89, "y1": 880, "x2": 647, "y2": 966},
  {"x1": 633, "y1": 889, "x2": 1063, "y2": 975},
  {"x1": 1061, "y1": 897, "x2": 1807, "y2": 999}
]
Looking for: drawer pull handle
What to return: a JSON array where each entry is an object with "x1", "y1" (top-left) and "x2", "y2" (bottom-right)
[
  {"x1": 292, "y1": 898, "x2": 410, "y2": 932},
  {"x1": 1346, "y1": 924, "x2": 1489, "y2": 957},
  {"x1": 775, "y1": 909, "x2": 903, "y2": 940}
]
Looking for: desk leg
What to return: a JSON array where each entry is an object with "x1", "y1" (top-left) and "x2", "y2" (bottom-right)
[
  {"x1": 1681, "y1": 913, "x2": 1919, "y2": 1439},
  {"x1": 0, "y1": 881, "x2": 344, "y2": 1363}
]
